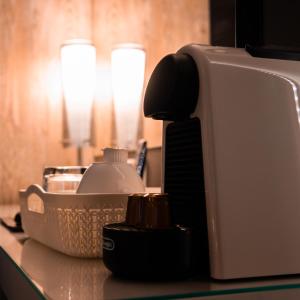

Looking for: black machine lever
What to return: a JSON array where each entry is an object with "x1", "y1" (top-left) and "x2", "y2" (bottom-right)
[{"x1": 143, "y1": 53, "x2": 199, "y2": 121}]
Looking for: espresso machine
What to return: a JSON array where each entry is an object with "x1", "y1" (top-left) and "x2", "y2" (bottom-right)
[{"x1": 143, "y1": 44, "x2": 300, "y2": 279}]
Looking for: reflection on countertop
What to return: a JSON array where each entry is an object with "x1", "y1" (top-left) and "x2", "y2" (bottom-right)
[
  {"x1": 19, "y1": 239, "x2": 300, "y2": 300},
  {"x1": 3, "y1": 205, "x2": 300, "y2": 299},
  {"x1": 22, "y1": 239, "x2": 108, "y2": 300},
  {"x1": 20, "y1": 239, "x2": 212, "y2": 300}
]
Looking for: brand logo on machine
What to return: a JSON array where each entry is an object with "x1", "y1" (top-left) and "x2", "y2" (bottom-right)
[{"x1": 103, "y1": 237, "x2": 115, "y2": 251}]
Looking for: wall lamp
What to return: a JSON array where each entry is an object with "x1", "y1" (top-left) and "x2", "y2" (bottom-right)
[
  {"x1": 60, "y1": 39, "x2": 96, "y2": 164},
  {"x1": 111, "y1": 44, "x2": 146, "y2": 150}
]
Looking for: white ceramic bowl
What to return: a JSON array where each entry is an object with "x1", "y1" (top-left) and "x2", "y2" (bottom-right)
[{"x1": 76, "y1": 148, "x2": 145, "y2": 194}]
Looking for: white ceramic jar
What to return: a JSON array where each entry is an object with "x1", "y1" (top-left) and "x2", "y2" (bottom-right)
[{"x1": 76, "y1": 148, "x2": 145, "y2": 194}]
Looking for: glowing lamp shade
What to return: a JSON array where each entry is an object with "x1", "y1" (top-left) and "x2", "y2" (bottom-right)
[
  {"x1": 60, "y1": 39, "x2": 96, "y2": 147},
  {"x1": 111, "y1": 44, "x2": 146, "y2": 150}
]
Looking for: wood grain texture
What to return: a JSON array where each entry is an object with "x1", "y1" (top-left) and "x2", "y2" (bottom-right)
[
  {"x1": 0, "y1": 0, "x2": 93, "y2": 203},
  {"x1": 0, "y1": 0, "x2": 209, "y2": 203}
]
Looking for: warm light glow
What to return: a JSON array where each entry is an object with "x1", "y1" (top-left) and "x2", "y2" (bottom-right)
[
  {"x1": 111, "y1": 44, "x2": 146, "y2": 150},
  {"x1": 61, "y1": 39, "x2": 96, "y2": 146},
  {"x1": 95, "y1": 63, "x2": 112, "y2": 104}
]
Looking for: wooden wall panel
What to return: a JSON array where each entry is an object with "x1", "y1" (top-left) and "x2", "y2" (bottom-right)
[
  {"x1": 0, "y1": 0, "x2": 209, "y2": 203},
  {"x1": 0, "y1": 0, "x2": 93, "y2": 204}
]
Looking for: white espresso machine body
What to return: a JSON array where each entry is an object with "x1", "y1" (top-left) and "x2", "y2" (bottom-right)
[{"x1": 144, "y1": 44, "x2": 300, "y2": 279}]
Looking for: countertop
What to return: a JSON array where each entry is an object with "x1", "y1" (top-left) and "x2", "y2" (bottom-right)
[{"x1": 2, "y1": 205, "x2": 300, "y2": 299}]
